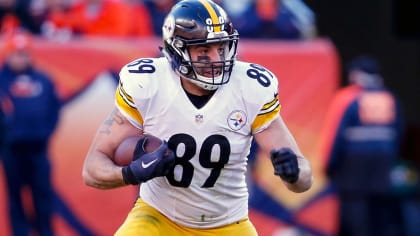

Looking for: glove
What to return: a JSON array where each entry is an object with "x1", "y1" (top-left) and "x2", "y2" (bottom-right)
[
  {"x1": 122, "y1": 138, "x2": 175, "y2": 185},
  {"x1": 270, "y1": 147, "x2": 300, "y2": 184}
]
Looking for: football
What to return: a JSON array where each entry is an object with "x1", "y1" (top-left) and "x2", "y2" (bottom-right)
[{"x1": 113, "y1": 134, "x2": 163, "y2": 166}]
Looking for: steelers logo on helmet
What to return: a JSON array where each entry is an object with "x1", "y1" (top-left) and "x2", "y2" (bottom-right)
[
  {"x1": 162, "y1": 14, "x2": 175, "y2": 42},
  {"x1": 161, "y1": 0, "x2": 239, "y2": 91}
]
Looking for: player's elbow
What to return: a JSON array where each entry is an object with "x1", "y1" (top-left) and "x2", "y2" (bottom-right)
[
  {"x1": 82, "y1": 168, "x2": 97, "y2": 188},
  {"x1": 81, "y1": 164, "x2": 103, "y2": 188},
  {"x1": 289, "y1": 156, "x2": 314, "y2": 193},
  {"x1": 82, "y1": 161, "x2": 125, "y2": 189},
  {"x1": 286, "y1": 166, "x2": 314, "y2": 193},
  {"x1": 289, "y1": 175, "x2": 313, "y2": 193},
  {"x1": 82, "y1": 169, "x2": 111, "y2": 190}
]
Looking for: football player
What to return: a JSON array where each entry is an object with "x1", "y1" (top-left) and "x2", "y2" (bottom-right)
[{"x1": 82, "y1": 0, "x2": 313, "y2": 235}]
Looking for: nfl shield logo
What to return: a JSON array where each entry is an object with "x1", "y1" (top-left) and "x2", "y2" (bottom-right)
[{"x1": 195, "y1": 114, "x2": 204, "y2": 123}]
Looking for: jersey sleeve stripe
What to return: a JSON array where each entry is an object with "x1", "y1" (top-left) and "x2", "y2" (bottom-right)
[
  {"x1": 251, "y1": 104, "x2": 281, "y2": 132},
  {"x1": 252, "y1": 93, "x2": 281, "y2": 132},
  {"x1": 258, "y1": 93, "x2": 280, "y2": 115},
  {"x1": 259, "y1": 102, "x2": 280, "y2": 115},
  {"x1": 115, "y1": 86, "x2": 144, "y2": 125},
  {"x1": 118, "y1": 82, "x2": 135, "y2": 108}
]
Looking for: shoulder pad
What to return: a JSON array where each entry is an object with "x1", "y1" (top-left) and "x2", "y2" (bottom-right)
[
  {"x1": 233, "y1": 61, "x2": 281, "y2": 132},
  {"x1": 234, "y1": 61, "x2": 279, "y2": 100},
  {"x1": 119, "y1": 58, "x2": 160, "y2": 99}
]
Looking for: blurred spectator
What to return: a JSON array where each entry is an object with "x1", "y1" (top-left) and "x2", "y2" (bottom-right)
[
  {"x1": 213, "y1": 0, "x2": 316, "y2": 39},
  {"x1": 0, "y1": 0, "x2": 19, "y2": 33},
  {"x1": 213, "y1": 0, "x2": 261, "y2": 39},
  {"x1": 0, "y1": 0, "x2": 43, "y2": 34},
  {"x1": 0, "y1": 0, "x2": 322, "y2": 39},
  {"x1": 125, "y1": 0, "x2": 154, "y2": 37},
  {"x1": 275, "y1": 0, "x2": 317, "y2": 39},
  {"x1": 44, "y1": 0, "x2": 154, "y2": 38},
  {"x1": 143, "y1": 0, "x2": 175, "y2": 35},
  {"x1": 0, "y1": 31, "x2": 60, "y2": 236},
  {"x1": 255, "y1": 0, "x2": 316, "y2": 39},
  {"x1": 0, "y1": 88, "x2": 13, "y2": 147},
  {"x1": 319, "y1": 55, "x2": 405, "y2": 236}
]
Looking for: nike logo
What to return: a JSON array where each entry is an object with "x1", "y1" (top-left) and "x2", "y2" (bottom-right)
[{"x1": 141, "y1": 159, "x2": 158, "y2": 168}]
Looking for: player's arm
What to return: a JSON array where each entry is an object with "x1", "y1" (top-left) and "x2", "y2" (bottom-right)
[
  {"x1": 82, "y1": 107, "x2": 142, "y2": 189},
  {"x1": 254, "y1": 116, "x2": 313, "y2": 193}
]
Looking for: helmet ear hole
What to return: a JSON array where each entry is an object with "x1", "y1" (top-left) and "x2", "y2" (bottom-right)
[
  {"x1": 179, "y1": 65, "x2": 190, "y2": 75},
  {"x1": 173, "y1": 39, "x2": 185, "y2": 49}
]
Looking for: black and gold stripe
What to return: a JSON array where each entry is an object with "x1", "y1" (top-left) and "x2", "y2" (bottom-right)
[
  {"x1": 115, "y1": 82, "x2": 144, "y2": 125},
  {"x1": 198, "y1": 0, "x2": 221, "y2": 32},
  {"x1": 251, "y1": 93, "x2": 281, "y2": 131},
  {"x1": 117, "y1": 81, "x2": 135, "y2": 108},
  {"x1": 258, "y1": 93, "x2": 280, "y2": 115}
]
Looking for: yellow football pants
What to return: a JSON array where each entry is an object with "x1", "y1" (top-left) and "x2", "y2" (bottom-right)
[{"x1": 115, "y1": 198, "x2": 258, "y2": 236}]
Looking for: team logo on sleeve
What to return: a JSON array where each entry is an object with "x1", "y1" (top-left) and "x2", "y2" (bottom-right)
[{"x1": 227, "y1": 110, "x2": 247, "y2": 131}]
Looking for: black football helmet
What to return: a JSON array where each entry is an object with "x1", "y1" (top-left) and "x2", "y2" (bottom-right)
[{"x1": 161, "y1": 0, "x2": 239, "y2": 90}]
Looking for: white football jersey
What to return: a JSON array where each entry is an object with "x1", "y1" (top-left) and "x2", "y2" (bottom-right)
[{"x1": 115, "y1": 57, "x2": 280, "y2": 228}]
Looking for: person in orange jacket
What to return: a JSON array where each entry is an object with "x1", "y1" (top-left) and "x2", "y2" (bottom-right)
[
  {"x1": 320, "y1": 55, "x2": 405, "y2": 236},
  {"x1": 46, "y1": 0, "x2": 153, "y2": 37}
]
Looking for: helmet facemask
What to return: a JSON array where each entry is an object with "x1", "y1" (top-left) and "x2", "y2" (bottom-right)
[{"x1": 181, "y1": 35, "x2": 238, "y2": 90}]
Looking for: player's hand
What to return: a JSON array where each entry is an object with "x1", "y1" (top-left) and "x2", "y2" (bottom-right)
[
  {"x1": 270, "y1": 147, "x2": 300, "y2": 184},
  {"x1": 122, "y1": 139, "x2": 175, "y2": 185},
  {"x1": 132, "y1": 136, "x2": 148, "y2": 162}
]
